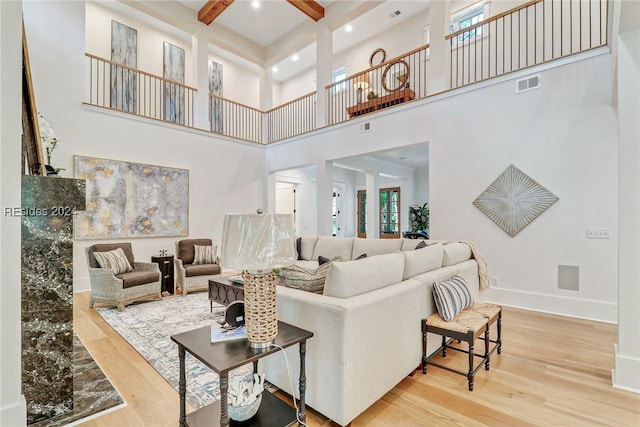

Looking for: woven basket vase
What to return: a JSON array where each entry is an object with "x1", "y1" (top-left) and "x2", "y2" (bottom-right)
[{"x1": 242, "y1": 270, "x2": 278, "y2": 346}]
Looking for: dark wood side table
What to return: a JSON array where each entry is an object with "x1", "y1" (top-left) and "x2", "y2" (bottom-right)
[
  {"x1": 151, "y1": 255, "x2": 175, "y2": 294},
  {"x1": 171, "y1": 321, "x2": 313, "y2": 427},
  {"x1": 209, "y1": 277, "x2": 245, "y2": 312}
]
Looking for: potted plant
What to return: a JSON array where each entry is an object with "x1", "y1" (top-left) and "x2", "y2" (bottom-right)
[
  {"x1": 38, "y1": 112, "x2": 65, "y2": 176},
  {"x1": 409, "y1": 202, "x2": 429, "y2": 234}
]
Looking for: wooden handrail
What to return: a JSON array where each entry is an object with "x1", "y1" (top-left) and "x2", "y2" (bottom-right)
[
  {"x1": 264, "y1": 91, "x2": 316, "y2": 113},
  {"x1": 325, "y1": 44, "x2": 430, "y2": 90},
  {"x1": 445, "y1": 0, "x2": 542, "y2": 41},
  {"x1": 209, "y1": 93, "x2": 263, "y2": 114},
  {"x1": 85, "y1": 53, "x2": 198, "y2": 91}
]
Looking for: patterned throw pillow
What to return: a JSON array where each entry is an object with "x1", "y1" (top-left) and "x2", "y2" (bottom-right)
[
  {"x1": 93, "y1": 248, "x2": 133, "y2": 275},
  {"x1": 194, "y1": 244, "x2": 216, "y2": 265},
  {"x1": 432, "y1": 275, "x2": 474, "y2": 321}
]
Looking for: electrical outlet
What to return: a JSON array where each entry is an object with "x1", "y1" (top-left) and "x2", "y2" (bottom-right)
[
  {"x1": 491, "y1": 276, "x2": 499, "y2": 287},
  {"x1": 586, "y1": 228, "x2": 610, "y2": 239}
]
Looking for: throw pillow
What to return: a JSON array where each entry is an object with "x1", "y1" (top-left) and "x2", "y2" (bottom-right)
[
  {"x1": 93, "y1": 248, "x2": 133, "y2": 275},
  {"x1": 296, "y1": 237, "x2": 303, "y2": 260},
  {"x1": 194, "y1": 244, "x2": 216, "y2": 265},
  {"x1": 282, "y1": 261, "x2": 333, "y2": 293},
  {"x1": 432, "y1": 275, "x2": 474, "y2": 321},
  {"x1": 415, "y1": 240, "x2": 427, "y2": 249},
  {"x1": 318, "y1": 255, "x2": 330, "y2": 266},
  {"x1": 355, "y1": 253, "x2": 367, "y2": 260}
]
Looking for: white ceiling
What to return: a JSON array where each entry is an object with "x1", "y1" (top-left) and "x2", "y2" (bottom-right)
[{"x1": 173, "y1": 0, "x2": 430, "y2": 82}]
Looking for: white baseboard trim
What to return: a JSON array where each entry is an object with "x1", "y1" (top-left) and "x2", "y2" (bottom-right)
[
  {"x1": 485, "y1": 287, "x2": 617, "y2": 323},
  {"x1": 73, "y1": 277, "x2": 90, "y2": 293},
  {"x1": 0, "y1": 395, "x2": 26, "y2": 427},
  {"x1": 612, "y1": 344, "x2": 640, "y2": 394}
]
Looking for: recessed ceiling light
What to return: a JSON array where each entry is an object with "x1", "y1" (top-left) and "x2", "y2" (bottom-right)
[
  {"x1": 292, "y1": 54, "x2": 299, "y2": 62},
  {"x1": 252, "y1": 0, "x2": 260, "y2": 9},
  {"x1": 272, "y1": 66, "x2": 278, "y2": 73},
  {"x1": 345, "y1": 24, "x2": 353, "y2": 33}
]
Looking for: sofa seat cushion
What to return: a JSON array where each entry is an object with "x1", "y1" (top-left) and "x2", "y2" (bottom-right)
[
  {"x1": 442, "y1": 242, "x2": 472, "y2": 266},
  {"x1": 323, "y1": 252, "x2": 404, "y2": 298},
  {"x1": 312, "y1": 237, "x2": 354, "y2": 261},
  {"x1": 352, "y1": 238, "x2": 402, "y2": 258},
  {"x1": 116, "y1": 270, "x2": 159, "y2": 289},
  {"x1": 402, "y1": 243, "x2": 444, "y2": 280},
  {"x1": 184, "y1": 263, "x2": 221, "y2": 277}
]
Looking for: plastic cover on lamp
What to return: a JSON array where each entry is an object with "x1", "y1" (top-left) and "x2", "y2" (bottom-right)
[{"x1": 220, "y1": 213, "x2": 296, "y2": 271}]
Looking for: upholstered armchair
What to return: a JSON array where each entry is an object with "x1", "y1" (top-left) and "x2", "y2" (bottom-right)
[
  {"x1": 85, "y1": 243, "x2": 162, "y2": 312},
  {"x1": 175, "y1": 238, "x2": 221, "y2": 295}
]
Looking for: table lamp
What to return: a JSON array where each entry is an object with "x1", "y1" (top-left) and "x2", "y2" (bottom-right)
[
  {"x1": 220, "y1": 211, "x2": 295, "y2": 348},
  {"x1": 353, "y1": 72, "x2": 370, "y2": 104}
]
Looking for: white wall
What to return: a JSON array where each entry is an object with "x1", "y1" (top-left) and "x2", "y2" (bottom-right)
[
  {"x1": 24, "y1": 1, "x2": 266, "y2": 292},
  {"x1": 210, "y1": 55, "x2": 261, "y2": 109},
  {"x1": 331, "y1": 167, "x2": 358, "y2": 238},
  {"x1": 414, "y1": 166, "x2": 430, "y2": 206},
  {"x1": 0, "y1": 0, "x2": 28, "y2": 424},
  {"x1": 267, "y1": 52, "x2": 618, "y2": 322},
  {"x1": 86, "y1": 1, "x2": 193, "y2": 86}
]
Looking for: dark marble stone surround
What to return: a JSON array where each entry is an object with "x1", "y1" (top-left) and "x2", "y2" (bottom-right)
[{"x1": 21, "y1": 176, "x2": 85, "y2": 424}]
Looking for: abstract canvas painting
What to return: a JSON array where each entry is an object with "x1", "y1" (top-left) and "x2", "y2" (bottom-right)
[
  {"x1": 473, "y1": 164, "x2": 558, "y2": 237},
  {"x1": 74, "y1": 156, "x2": 189, "y2": 239},
  {"x1": 208, "y1": 60, "x2": 223, "y2": 133},
  {"x1": 163, "y1": 42, "x2": 185, "y2": 124},
  {"x1": 110, "y1": 21, "x2": 137, "y2": 113}
]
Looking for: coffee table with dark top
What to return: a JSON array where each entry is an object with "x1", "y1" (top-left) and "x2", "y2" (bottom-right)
[
  {"x1": 171, "y1": 321, "x2": 313, "y2": 427},
  {"x1": 208, "y1": 277, "x2": 245, "y2": 311}
]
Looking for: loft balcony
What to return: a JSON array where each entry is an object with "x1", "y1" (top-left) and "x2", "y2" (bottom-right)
[{"x1": 84, "y1": 0, "x2": 608, "y2": 145}]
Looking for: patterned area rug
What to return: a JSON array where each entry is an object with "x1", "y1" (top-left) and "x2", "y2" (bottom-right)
[{"x1": 96, "y1": 292, "x2": 253, "y2": 409}]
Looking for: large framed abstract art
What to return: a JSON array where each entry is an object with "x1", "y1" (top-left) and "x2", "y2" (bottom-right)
[
  {"x1": 163, "y1": 42, "x2": 185, "y2": 124},
  {"x1": 110, "y1": 21, "x2": 137, "y2": 113},
  {"x1": 208, "y1": 60, "x2": 223, "y2": 133},
  {"x1": 74, "y1": 156, "x2": 189, "y2": 239}
]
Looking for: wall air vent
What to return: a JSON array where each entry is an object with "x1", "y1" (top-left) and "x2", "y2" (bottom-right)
[
  {"x1": 359, "y1": 122, "x2": 370, "y2": 133},
  {"x1": 516, "y1": 74, "x2": 541, "y2": 93},
  {"x1": 390, "y1": 10, "x2": 401, "y2": 18}
]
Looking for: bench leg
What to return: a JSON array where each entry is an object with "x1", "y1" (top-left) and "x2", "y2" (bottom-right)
[
  {"x1": 422, "y1": 321, "x2": 428, "y2": 374},
  {"x1": 468, "y1": 341, "x2": 474, "y2": 391},
  {"x1": 497, "y1": 310, "x2": 503, "y2": 354},
  {"x1": 484, "y1": 325, "x2": 490, "y2": 370},
  {"x1": 442, "y1": 335, "x2": 447, "y2": 357}
]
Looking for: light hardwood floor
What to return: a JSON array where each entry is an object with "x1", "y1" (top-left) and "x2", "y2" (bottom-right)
[{"x1": 74, "y1": 292, "x2": 640, "y2": 426}]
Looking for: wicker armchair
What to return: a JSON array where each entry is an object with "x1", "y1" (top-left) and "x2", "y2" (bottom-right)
[
  {"x1": 85, "y1": 243, "x2": 162, "y2": 311},
  {"x1": 175, "y1": 239, "x2": 221, "y2": 295}
]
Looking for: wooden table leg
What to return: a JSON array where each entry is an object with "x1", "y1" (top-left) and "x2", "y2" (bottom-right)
[
  {"x1": 178, "y1": 345, "x2": 186, "y2": 427},
  {"x1": 299, "y1": 340, "x2": 307, "y2": 423},
  {"x1": 220, "y1": 371, "x2": 229, "y2": 426}
]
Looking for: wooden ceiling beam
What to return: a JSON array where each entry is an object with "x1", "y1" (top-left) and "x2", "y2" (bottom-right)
[
  {"x1": 198, "y1": 0, "x2": 234, "y2": 25},
  {"x1": 286, "y1": 0, "x2": 324, "y2": 22}
]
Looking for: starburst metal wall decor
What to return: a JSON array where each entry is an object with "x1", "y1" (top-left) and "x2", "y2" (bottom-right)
[{"x1": 473, "y1": 164, "x2": 558, "y2": 237}]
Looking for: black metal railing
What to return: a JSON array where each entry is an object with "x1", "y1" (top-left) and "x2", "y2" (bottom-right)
[
  {"x1": 209, "y1": 94, "x2": 263, "y2": 143},
  {"x1": 265, "y1": 91, "x2": 316, "y2": 143},
  {"x1": 86, "y1": 53, "x2": 196, "y2": 127},
  {"x1": 325, "y1": 44, "x2": 430, "y2": 126},
  {"x1": 446, "y1": 0, "x2": 608, "y2": 89}
]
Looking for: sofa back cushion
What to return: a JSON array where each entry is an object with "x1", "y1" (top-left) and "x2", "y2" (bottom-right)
[
  {"x1": 352, "y1": 238, "x2": 402, "y2": 258},
  {"x1": 401, "y1": 239, "x2": 441, "y2": 252},
  {"x1": 177, "y1": 239, "x2": 213, "y2": 264},
  {"x1": 299, "y1": 237, "x2": 318, "y2": 261},
  {"x1": 312, "y1": 237, "x2": 354, "y2": 261},
  {"x1": 401, "y1": 243, "x2": 444, "y2": 280},
  {"x1": 323, "y1": 252, "x2": 405, "y2": 298},
  {"x1": 88, "y1": 243, "x2": 135, "y2": 268},
  {"x1": 442, "y1": 242, "x2": 472, "y2": 266}
]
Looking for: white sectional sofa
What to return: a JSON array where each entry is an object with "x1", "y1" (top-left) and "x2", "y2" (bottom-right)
[{"x1": 263, "y1": 236, "x2": 486, "y2": 426}]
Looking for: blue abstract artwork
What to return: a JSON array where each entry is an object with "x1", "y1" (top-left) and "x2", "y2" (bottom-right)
[
  {"x1": 110, "y1": 21, "x2": 137, "y2": 113},
  {"x1": 208, "y1": 60, "x2": 223, "y2": 133},
  {"x1": 163, "y1": 42, "x2": 185, "y2": 124}
]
